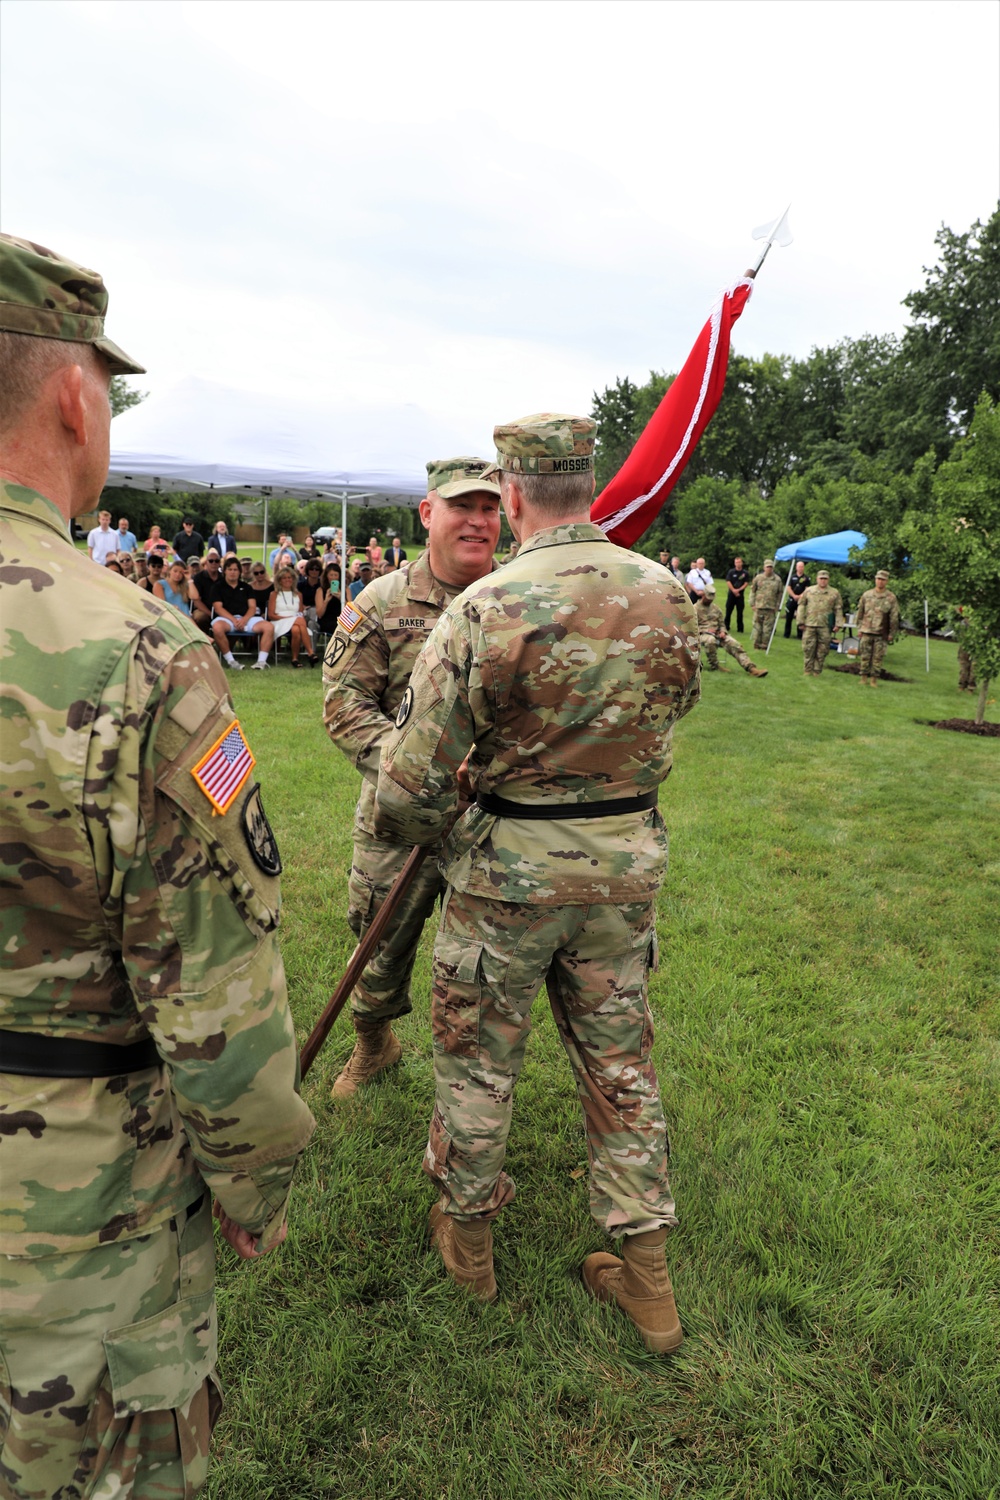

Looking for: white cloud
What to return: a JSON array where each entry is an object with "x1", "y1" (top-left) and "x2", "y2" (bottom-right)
[{"x1": 2, "y1": 0, "x2": 997, "y2": 439}]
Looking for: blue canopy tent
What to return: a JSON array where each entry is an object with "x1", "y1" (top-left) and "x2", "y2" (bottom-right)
[
  {"x1": 774, "y1": 529, "x2": 867, "y2": 565},
  {"x1": 767, "y1": 530, "x2": 868, "y2": 657}
]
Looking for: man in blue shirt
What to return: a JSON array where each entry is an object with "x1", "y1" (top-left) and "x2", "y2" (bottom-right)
[
  {"x1": 348, "y1": 562, "x2": 373, "y2": 600},
  {"x1": 115, "y1": 515, "x2": 137, "y2": 552}
]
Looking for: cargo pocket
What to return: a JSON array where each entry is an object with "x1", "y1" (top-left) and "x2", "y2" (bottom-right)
[
  {"x1": 431, "y1": 935, "x2": 484, "y2": 1057},
  {"x1": 104, "y1": 1286, "x2": 218, "y2": 1420}
]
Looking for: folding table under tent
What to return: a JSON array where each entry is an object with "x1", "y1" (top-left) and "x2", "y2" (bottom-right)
[{"x1": 104, "y1": 376, "x2": 479, "y2": 596}]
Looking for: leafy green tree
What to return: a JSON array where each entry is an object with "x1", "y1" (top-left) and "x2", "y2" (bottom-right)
[
  {"x1": 901, "y1": 396, "x2": 1000, "y2": 724},
  {"x1": 592, "y1": 376, "x2": 639, "y2": 492},
  {"x1": 109, "y1": 377, "x2": 146, "y2": 418},
  {"x1": 901, "y1": 208, "x2": 1000, "y2": 451}
]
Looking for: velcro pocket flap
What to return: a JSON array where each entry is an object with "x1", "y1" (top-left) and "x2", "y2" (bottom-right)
[{"x1": 105, "y1": 1287, "x2": 217, "y2": 1416}]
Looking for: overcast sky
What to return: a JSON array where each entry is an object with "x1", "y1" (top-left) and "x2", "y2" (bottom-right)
[{"x1": 2, "y1": 0, "x2": 998, "y2": 450}]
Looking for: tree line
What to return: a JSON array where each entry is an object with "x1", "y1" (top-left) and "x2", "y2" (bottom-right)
[{"x1": 591, "y1": 208, "x2": 999, "y2": 576}]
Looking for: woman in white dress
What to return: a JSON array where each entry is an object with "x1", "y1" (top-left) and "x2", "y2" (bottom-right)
[{"x1": 268, "y1": 565, "x2": 317, "y2": 667}]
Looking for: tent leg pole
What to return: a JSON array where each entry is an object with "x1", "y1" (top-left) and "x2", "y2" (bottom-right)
[
  {"x1": 341, "y1": 495, "x2": 348, "y2": 604},
  {"x1": 262, "y1": 496, "x2": 269, "y2": 568},
  {"x1": 766, "y1": 564, "x2": 793, "y2": 655},
  {"x1": 925, "y1": 599, "x2": 930, "y2": 673}
]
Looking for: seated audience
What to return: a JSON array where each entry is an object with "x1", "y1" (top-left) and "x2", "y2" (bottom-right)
[
  {"x1": 132, "y1": 556, "x2": 151, "y2": 590},
  {"x1": 154, "y1": 560, "x2": 194, "y2": 615},
  {"x1": 298, "y1": 559, "x2": 326, "y2": 640},
  {"x1": 117, "y1": 552, "x2": 136, "y2": 582},
  {"x1": 211, "y1": 555, "x2": 275, "y2": 670},
  {"x1": 318, "y1": 563, "x2": 342, "y2": 634},
  {"x1": 248, "y1": 562, "x2": 274, "y2": 618},
  {"x1": 145, "y1": 555, "x2": 166, "y2": 592},
  {"x1": 269, "y1": 565, "x2": 317, "y2": 667},
  {"x1": 190, "y1": 551, "x2": 223, "y2": 631},
  {"x1": 103, "y1": 556, "x2": 124, "y2": 576}
]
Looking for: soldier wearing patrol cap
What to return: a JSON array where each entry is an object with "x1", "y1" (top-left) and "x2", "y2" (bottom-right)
[
  {"x1": 795, "y1": 569, "x2": 846, "y2": 674},
  {"x1": 0, "y1": 234, "x2": 315, "y2": 1498},
  {"x1": 375, "y1": 412, "x2": 700, "y2": 1354},
  {"x1": 748, "y1": 558, "x2": 783, "y2": 649},
  {"x1": 696, "y1": 586, "x2": 768, "y2": 675},
  {"x1": 322, "y1": 455, "x2": 501, "y2": 1099},
  {"x1": 855, "y1": 570, "x2": 900, "y2": 685}
]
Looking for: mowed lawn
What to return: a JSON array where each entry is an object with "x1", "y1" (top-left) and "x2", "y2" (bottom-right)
[{"x1": 208, "y1": 632, "x2": 998, "y2": 1500}]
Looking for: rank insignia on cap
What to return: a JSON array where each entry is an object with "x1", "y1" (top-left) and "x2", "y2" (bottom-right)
[
  {"x1": 241, "y1": 783, "x2": 282, "y2": 875},
  {"x1": 191, "y1": 719, "x2": 255, "y2": 815},
  {"x1": 395, "y1": 686, "x2": 414, "y2": 728},
  {"x1": 338, "y1": 603, "x2": 364, "y2": 633}
]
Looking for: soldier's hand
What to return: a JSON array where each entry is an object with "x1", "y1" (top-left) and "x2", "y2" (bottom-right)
[
  {"x1": 456, "y1": 755, "x2": 473, "y2": 802},
  {"x1": 213, "y1": 1199, "x2": 288, "y2": 1259}
]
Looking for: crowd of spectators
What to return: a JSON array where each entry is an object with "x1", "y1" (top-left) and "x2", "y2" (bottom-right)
[{"x1": 87, "y1": 512, "x2": 428, "y2": 668}]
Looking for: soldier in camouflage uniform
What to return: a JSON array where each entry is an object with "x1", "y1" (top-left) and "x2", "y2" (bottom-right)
[
  {"x1": 0, "y1": 235, "x2": 315, "y2": 1500},
  {"x1": 855, "y1": 570, "x2": 901, "y2": 685},
  {"x1": 696, "y1": 587, "x2": 768, "y2": 676},
  {"x1": 748, "y1": 558, "x2": 783, "y2": 648},
  {"x1": 796, "y1": 569, "x2": 846, "y2": 675},
  {"x1": 322, "y1": 458, "x2": 500, "y2": 1098},
  {"x1": 375, "y1": 413, "x2": 701, "y2": 1354}
]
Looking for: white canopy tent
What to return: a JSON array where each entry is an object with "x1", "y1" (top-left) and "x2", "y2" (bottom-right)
[{"x1": 104, "y1": 377, "x2": 483, "y2": 592}]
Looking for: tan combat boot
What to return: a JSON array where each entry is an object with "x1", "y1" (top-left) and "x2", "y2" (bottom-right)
[
  {"x1": 748, "y1": 665, "x2": 768, "y2": 678},
  {"x1": 582, "y1": 1228, "x2": 683, "y2": 1354},
  {"x1": 429, "y1": 1204, "x2": 497, "y2": 1301},
  {"x1": 330, "y1": 1017, "x2": 402, "y2": 1100}
]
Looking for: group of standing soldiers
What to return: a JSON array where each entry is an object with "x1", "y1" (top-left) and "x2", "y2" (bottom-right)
[{"x1": 703, "y1": 555, "x2": 902, "y2": 682}]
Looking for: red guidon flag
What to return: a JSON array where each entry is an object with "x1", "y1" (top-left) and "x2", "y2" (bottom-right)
[{"x1": 591, "y1": 277, "x2": 754, "y2": 547}]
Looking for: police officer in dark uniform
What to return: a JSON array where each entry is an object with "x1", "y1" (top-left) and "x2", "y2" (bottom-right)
[
  {"x1": 724, "y1": 556, "x2": 750, "y2": 633},
  {"x1": 784, "y1": 560, "x2": 810, "y2": 638}
]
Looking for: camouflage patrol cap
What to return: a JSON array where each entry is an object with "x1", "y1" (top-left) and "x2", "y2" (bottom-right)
[
  {"x1": 875, "y1": 569, "x2": 890, "y2": 581},
  {"x1": 492, "y1": 412, "x2": 596, "y2": 475},
  {"x1": 764, "y1": 558, "x2": 775, "y2": 566},
  {"x1": 426, "y1": 456, "x2": 501, "y2": 501},
  {"x1": 0, "y1": 233, "x2": 145, "y2": 375},
  {"x1": 704, "y1": 585, "x2": 716, "y2": 596},
  {"x1": 817, "y1": 569, "x2": 830, "y2": 579}
]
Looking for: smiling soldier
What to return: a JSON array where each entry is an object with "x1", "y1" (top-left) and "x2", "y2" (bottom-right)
[{"x1": 322, "y1": 457, "x2": 501, "y2": 1099}]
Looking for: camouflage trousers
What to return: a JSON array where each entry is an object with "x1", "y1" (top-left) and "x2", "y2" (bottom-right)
[
  {"x1": 958, "y1": 646, "x2": 976, "y2": 690},
  {"x1": 751, "y1": 608, "x2": 778, "y2": 649},
  {"x1": 857, "y1": 633, "x2": 887, "y2": 678},
  {"x1": 423, "y1": 889, "x2": 677, "y2": 1236},
  {"x1": 801, "y1": 625, "x2": 833, "y2": 673},
  {"x1": 700, "y1": 631, "x2": 754, "y2": 673},
  {"x1": 348, "y1": 826, "x2": 444, "y2": 1021},
  {"x1": 0, "y1": 1195, "x2": 221, "y2": 1499}
]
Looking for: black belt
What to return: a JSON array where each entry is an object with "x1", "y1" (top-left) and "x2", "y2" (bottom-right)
[
  {"x1": 0, "y1": 1029, "x2": 161, "y2": 1078},
  {"x1": 476, "y1": 789, "x2": 658, "y2": 821}
]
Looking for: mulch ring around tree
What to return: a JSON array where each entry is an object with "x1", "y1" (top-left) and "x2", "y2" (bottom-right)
[
  {"x1": 827, "y1": 662, "x2": 913, "y2": 683},
  {"x1": 915, "y1": 718, "x2": 1000, "y2": 739}
]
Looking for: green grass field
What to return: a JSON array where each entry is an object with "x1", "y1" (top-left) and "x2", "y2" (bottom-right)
[{"x1": 206, "y1": 632, "x2": 997, "y2": 1500}]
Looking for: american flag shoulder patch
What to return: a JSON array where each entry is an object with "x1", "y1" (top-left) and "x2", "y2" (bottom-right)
[
  {"x1": 191, "y1": 719, "x2": 256, "y2": 815},
  {"x1": 339, "y1": 602, "x2": 365, "y2": 633}
]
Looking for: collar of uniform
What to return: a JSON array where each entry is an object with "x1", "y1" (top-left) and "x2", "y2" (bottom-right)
[
  {"x1": 516, "y1": 521, "x2": 609, "y2": 557},
  {"x1": 405, "y1": 547, "x2": 498, "y2": 606},
  {"x1": 0, "y1": 480, "x2": 73, "y2": 545}
]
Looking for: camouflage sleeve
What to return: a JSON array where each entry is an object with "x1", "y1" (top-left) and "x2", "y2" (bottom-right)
[
  {"x1": 322, "y1": 604, "x2": 394, "y2": 785},
  {"x1": 374, "y1": 609, "x2": 479, "y2": 845},
  {"x1": 749, "y1": 576, "x2": 758, "y2": 606},
  {"x1": 834, "y1": 591, "x2": 846, "y2": 629},
  {"x1": 125, "y1": 640, "x2": 315, "y2": 1247},
  {"x1": 889, "y1": 597, "x2": 901, "y2": 637},
  {"x1": 855, "y1": 592, "x2": 869, "y2": 629}
]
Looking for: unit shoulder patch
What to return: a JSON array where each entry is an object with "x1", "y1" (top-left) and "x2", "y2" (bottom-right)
[
  {"x1": 241, "y1": 783, "x2": 282, "y2": 876},
  {"x1": 395, "y1": 686, "x2": 414, "y2": 728}
]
